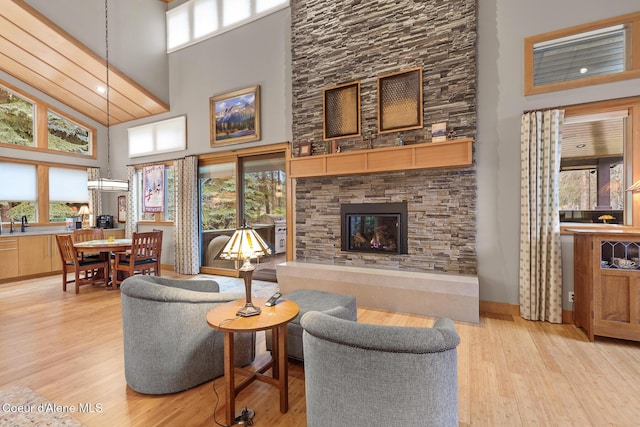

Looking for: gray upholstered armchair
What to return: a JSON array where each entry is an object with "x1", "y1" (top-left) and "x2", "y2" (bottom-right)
[
  {"x1": 301, "y1": 311, "x2": 460, "y2": 427},
  {"x1": 120, "y1": 276, "x2": 255, "y2": 394}
]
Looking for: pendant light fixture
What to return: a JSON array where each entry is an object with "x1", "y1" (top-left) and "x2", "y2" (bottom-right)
[{"x1": 88, "y1": 0, "x2": 129, "y2": 193}]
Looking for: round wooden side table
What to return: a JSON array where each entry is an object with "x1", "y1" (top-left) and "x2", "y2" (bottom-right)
[{"x1": 206, "y1": 297, "x2": 299, "y2": 426}]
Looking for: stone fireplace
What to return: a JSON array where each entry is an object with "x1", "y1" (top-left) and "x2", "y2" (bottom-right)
[
  {"x1": 341, "y1": 202, "x2": 408, "y2": 255},
  {"x1": 294, "y1": 167, "x2": 476, "y2": 275},
  {"x1": 290, "y1": 0, "x2": 478, "y2": 276}
]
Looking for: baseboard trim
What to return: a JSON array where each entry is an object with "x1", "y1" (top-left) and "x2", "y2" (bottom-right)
[
  {"x1": 479, "y1": 300, "x2": 519, "y2": 317},
  {"x1": 562, "y1": 309, "x2": 575, "y2": 324},
  {"x1": 479, "y1": 301, "x2": 576, "y2": 325}
]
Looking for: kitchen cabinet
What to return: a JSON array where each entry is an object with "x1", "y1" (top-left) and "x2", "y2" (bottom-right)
[
  {"x1": 0, "y1": 229, "x2": 125, "y2": 281},
  {"x1": 571, "y1": 229, "x2": 640, "y2": 342},
  {"x1": 0, "y1": 237, "x2": 19, "y2": 279},
  {"x1": 51, "y1": 234, "x2": 63, "y2": 272},
  {"x1": 18, "y1": 235, "x2": 55, "y2": 276}
]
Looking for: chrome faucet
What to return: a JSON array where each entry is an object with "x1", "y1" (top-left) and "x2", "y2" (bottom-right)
[
  {"x1": 10, "y1": 219, "x2": 14, "y2": 233},
  {"x1": 21, "y1": 216, "x2": 28, "y2": 233}
]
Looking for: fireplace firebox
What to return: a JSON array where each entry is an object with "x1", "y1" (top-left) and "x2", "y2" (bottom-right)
[{"x1": 340, "y1": 202, "x2": 408, "y2": 254}]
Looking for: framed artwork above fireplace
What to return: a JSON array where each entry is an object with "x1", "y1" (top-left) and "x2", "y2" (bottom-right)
[
  {"x1": 323, "y1": 81, "x2": 361, "y2": 140},
  {"x1": 377, "y1": 67, "x2": 423, "y2": 134}
]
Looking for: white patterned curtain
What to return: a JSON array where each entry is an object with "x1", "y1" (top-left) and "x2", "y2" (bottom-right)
[
  {"x1": 87, "y1": 167, "x2": 102, "y2": 219},
  {"x1": 125, "y1": 166, "x2": 137, "y2": 239},
  {"x1": 174, "y1": 156, "x2": 200, "y2": 274},
  {"x1": 519, "y1": 109, "x2": 564, "y2": 323}
]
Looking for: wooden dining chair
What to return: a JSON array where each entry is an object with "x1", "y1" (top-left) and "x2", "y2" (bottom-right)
[
  {"x1": 113, "y1": 230, "x2": 163, "y2": 287},
  {"x1": 73, "y1": 228, "x2": 104, "y2": 242},
  {"x1": 55, "y1": 234, "x2": 109, "y2": 294},
  {"x1": 72, "y1": 228, "x2": 106, "y2": 261}
]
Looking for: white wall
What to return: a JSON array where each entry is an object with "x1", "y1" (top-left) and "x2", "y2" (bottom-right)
[
  {"x1": 108, "y1": 7, "x2": 293, "y2": 175},
  {"x1": 106, "y1": 8, "x2": 292, "y2": 262},
  {"x1": 477, "y1": 0, "x2": 640, "y2": 306},
  {"x1": 167, "y1": 8, "x2": 293, "y2": 154}
]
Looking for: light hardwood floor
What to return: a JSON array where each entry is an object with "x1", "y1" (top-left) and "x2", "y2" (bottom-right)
[{"x1": 1, "y1": 272, "x2": 640, "y2": 426}]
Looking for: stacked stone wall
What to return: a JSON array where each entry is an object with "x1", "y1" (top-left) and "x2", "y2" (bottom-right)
[{"x1": 291, "y1": 0, "x2": 478, "y2": 274}]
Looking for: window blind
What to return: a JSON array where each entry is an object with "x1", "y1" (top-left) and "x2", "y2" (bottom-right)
[
  {"x1": 0, "y1": 162, "x2": 36, "y2": 201},
  {"x1": 533, "y1": 26, "x2": 626, "y2": 87}
]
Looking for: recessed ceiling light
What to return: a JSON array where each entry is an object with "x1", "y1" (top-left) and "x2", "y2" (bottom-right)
[
  {"x1": 96, "y1": 85, "x2": 107, "y2": 94},
  {"x1": 576, "y1": 144, "x2": 586, "y2": 148},
  {"x1": 579, "y1": 67, "x2": 588, "y2": 74}
]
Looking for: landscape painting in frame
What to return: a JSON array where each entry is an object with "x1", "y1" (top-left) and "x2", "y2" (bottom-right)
[{"x1": 210, "y1": 85, "x2": 261, "y2": 146}]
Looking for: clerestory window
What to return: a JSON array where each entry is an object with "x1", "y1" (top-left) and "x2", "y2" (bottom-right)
[
  {"x1": 166, "y1": 0, "x2": 289, "y2": 52},
  {"x1": 525, "y1": 11, "x2": 640, "y2": 95},
  {"x1": 0, "y1": 80, "x2": 95, "y2": 158}
]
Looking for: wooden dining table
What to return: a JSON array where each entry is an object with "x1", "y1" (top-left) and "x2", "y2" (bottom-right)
[{"x1": 73, "y1": 238, "x2": 132, "y2": 289}]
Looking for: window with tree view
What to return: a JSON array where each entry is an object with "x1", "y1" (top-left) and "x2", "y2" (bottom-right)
[
  {"x1": 0, "y1": 85, "x2": 34, "y2": 147},
  {"x1": 242, "y1": 154, "x2": 286, "y2": 226},
  {"x1": 560, "y1": 111, "x2": 626, "y2": 224},
  {"x1": 200, "y1": 162, "x2": 237, "y2": 231},
  {"x1": 198, "y1": 151, "x2": 286, "y2": 271},
  {"x1": 1, "y1": 79, "x2": 95, "y2": 157},
  {"x1": 47, "y1": 110, "x2": 91, "y2": 155},
  {"x1": 199, "y1": 162, "x2": 237, "y2": 270}
]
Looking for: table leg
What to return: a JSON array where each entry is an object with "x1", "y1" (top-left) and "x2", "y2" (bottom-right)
[
  {"x1": 224, "y1": 331, "x2": 235, "y2": 426},
  {"x1": 277, "y1": 324, "x2": 289, "y2": 413},
  {"x1": 105, "y1": 251, "x2": 113, "y2": 289},
  {"x1": 271, "y1": 326, "x2": 280, "y2": 380}
]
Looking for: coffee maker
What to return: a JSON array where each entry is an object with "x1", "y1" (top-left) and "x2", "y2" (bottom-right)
[{"x1": 96, "y1": 215, "x2": 114, "y2": 229}]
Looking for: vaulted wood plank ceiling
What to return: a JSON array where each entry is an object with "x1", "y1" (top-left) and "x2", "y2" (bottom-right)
[{"x1": 0, "y1": 0, "x2": 169, "y2": 127}]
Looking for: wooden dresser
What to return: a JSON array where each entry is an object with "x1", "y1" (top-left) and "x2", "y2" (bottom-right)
[{"x1": 571, "y1": 228, "x2": 640, "y2": 342}]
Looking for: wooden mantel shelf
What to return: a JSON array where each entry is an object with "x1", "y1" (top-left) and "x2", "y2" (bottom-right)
[{"x1": 288, "y1": 138, "x2": 473, "y2": 178}]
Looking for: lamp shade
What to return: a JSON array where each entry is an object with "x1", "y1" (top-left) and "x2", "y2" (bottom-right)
[
  {"x1": 88, "y1": 178, "x2": 129, "y2": 192},
  {"x1": 221, "y1": 225, "x2": 272, "y2": 318},
  {"x1": 220, "y1": 226, "x2": 272, "y2": 261},
  {"x1": 77, "y1": 205, "x2": 91, "y2": 216}
]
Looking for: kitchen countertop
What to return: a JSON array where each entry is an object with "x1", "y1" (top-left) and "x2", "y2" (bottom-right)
[
  {"x1": 0, "y1": 228, "x2": 69, "y2": 238},
  {"x1": 0, "y1": 227, "x2": 124, "y2": 238}
]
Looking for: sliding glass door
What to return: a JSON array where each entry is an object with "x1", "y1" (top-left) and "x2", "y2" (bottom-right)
[
  {"x1": 198, "y1": 147, "x2": 287, "y2": 276},
  {"x1": 241, "y1": 154, "x2": 286, "y2": 278},
  {"x1": 199, "y1": 161, "x2": 238, "y2": 272}
]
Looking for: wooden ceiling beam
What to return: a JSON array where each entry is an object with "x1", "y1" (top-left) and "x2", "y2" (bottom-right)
[{"x1": 0, "y1": 0, "x2": 168, "y2": 126}]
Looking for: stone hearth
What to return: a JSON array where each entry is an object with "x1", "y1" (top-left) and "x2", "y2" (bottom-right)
[{"x1": 276, "y1": 261, "x2": 479, "y2": 323}]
